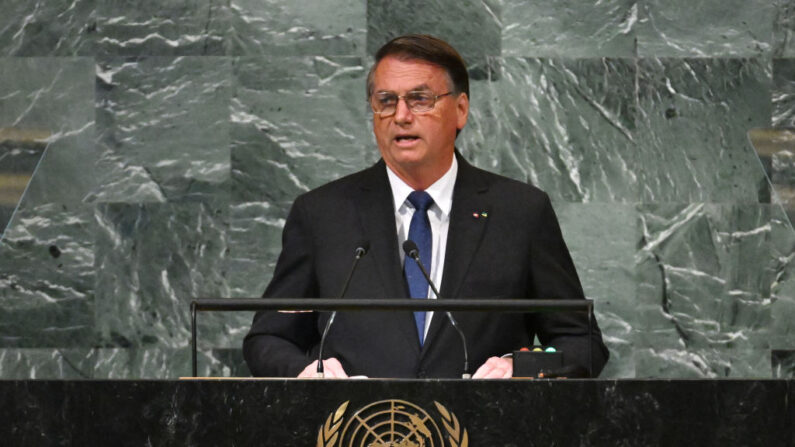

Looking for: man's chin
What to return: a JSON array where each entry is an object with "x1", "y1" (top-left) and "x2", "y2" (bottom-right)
[
  {"x1": 385, "y1": 146, "x2": 426, "y2": 164},
  {"x1": 391, "y1": 155, "x2": 428, "y2": 169}
]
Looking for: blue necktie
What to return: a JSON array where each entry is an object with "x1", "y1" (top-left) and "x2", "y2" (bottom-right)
[{"x1": 405, "y1": 190, "x2": 434, "y2": 345}]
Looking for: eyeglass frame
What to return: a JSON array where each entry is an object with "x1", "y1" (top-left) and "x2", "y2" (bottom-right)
[{"x1": 369, "y1": 90, "x2": 455, "y2": 117}]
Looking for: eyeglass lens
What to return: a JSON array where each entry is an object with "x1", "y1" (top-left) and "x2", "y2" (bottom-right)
[{"x1": 372, "y1": 91, "x2": 439, "y2": 114}]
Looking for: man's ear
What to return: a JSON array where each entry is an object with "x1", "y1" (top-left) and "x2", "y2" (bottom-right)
[{"x1": 456, "y1": 92, "x2": 469, "y2": 130}]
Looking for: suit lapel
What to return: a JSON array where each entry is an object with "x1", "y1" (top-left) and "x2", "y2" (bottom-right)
[
  {"x1": 353, "y1": 160, "x2": 421, "y2": 352},
  {"x1": 422, "y1": 154, "x2": 491, "y2": 351}
]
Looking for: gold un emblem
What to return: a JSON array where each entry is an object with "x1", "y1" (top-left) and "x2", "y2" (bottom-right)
[{"x1": 316, "y1": 399, "x2": 469, "y2": 447}]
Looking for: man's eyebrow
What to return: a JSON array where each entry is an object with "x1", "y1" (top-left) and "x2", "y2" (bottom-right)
[{"x1": 375, "y1": 84, "x2": 433, "y2": 94}]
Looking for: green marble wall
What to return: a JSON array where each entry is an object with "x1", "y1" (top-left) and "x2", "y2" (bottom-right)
[{"x1": 0, "y1": 0, "x2": 793, "y2": 379}]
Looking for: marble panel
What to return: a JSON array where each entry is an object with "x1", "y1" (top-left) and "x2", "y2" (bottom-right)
[
  {"x1": 638, "y1": 0, "x2": 775, "y2": 57},
  {"x1": 460, "y1": 57, "x2": 637, "y2": 202},
  {"x1": 769, "y1": 206, "x2": 795, "y2": 348},
  {"x1": 774, "y1": 0, "x2": 795, "y2": 57},
  {"x1": 367, "y1": 0, "x2": 501, "y2": 67},
  {"x1": 0, "y1": 57, "x2": 94, "y2": 138},
  {"x1": 0, "y1": 56, "x2": 95, "y2": 228},
  {"x1": 196, "y1": 311, "x2": 250, "y2": 350},
  {"x1": 0, "y1": 210, "x2": 12, "y2": 237},
  {"x1": 227, "y1": 0, "x2": 366, "y2": 56},
  {"x1": 769, "y1": 139, "x2": 795, "y2": 220},
  {"x1": 0, "y1": 205, "x2": 95, "y2": 347},
  {"x1": 771, "y1": 350, "x2": 795, "y2": 378},
  {"x1": 442, "y1": 90, "x2": 490, "y2": 171},
  {"x1": 635, "y1": 204, "x2": 783, "y2": 377},
  {"x1": 0, "y1": 0, "x2": 95, "y2": 56},
  {"x1": 230, "y1": 56, "x2": 373, "y2": 194},
  {"x1": 636, "y1": 58, "x2": 771, "y2": 203},
  {"x1": 634, "y1": 347, "x2": 771, "y2": 378},
  {"x1": 95, "y1": 0, "x2": 225, "y2": 56},
  {"x1": 92, "y1": 56, "x2": 231, "y2": 205},
  {"x1": 748, "y1": 128, "x2": 795, "y2": 224},
  {"x1": 15, "y1": 137, "x2": 97, "y2": 216},
  {"x1": 0, "y1": 349, "x2": 95, "y2": 379},
  {"x1": 502, "y1": 0, "x2": 636, "y2": 58},
  {"x1": 91, "y1": 348, "x2": 225, "y2": 378},
  {"x1": 93, "y1": 203, "x2": 232, "y2": 351},
  {"x1": 0, "y1": 139, "x2": 44, "y2": 235},
  {"x1": 230, "y1": 120, "x2": 306, "y2": 207},
  {"x1": 772, "y1": 59, "x2": 795, "y2": 128},
  {"x1": 556, "y1": 203, "x2": 638, "y2": 378},
  {"x1": 227, "y1": 202, "x2": 283, "y2": 298}
]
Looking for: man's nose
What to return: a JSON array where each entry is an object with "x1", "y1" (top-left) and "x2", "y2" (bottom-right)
[{"x1": 393, "y1": 97, "x2": 414, "y2": 123}]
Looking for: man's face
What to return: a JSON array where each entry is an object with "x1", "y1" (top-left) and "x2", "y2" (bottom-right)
[{"x1": 370, "y1": 56, "x2": 469, "y2": 185}]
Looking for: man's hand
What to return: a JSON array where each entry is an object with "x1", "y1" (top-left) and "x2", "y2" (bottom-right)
[
  {"x1": 472, "y1": 356, "x2": 513, "y2": 379},
  {"x1": 298, "y1": 358, "x2": 349, "y2": 378}
]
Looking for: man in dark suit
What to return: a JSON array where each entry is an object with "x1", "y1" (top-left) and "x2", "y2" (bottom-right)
[{"x1": 244, "y1": 34, "x2": 608, "y2": 379}]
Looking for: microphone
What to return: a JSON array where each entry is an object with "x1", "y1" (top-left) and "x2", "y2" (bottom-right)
[
  {"x1": 316, "y1": 242, "x2": 369, "y2": 378},
  {"x1": 402, "y1": 240, "x2": 471, "y2": 379}
]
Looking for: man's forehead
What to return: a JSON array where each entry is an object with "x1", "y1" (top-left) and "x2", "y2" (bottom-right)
[{"x1": 372, "y1": 57, "x2": 452, "y2": 90}]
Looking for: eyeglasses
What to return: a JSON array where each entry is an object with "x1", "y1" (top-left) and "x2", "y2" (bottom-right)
[{"x1": 370, "y1": 90, "x2": 453, "y2": 117}]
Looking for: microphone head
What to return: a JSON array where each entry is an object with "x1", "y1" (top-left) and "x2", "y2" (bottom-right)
[
  {"x1": 354, "y1": 241, "x2": 369, "y2": 258},
  {"x1": 402, "y1": 240, "x2": 419, "y2": 259}
]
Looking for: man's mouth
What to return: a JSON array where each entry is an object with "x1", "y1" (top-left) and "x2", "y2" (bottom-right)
[{"x1": 394, "y1": 135, "x2": 420, "y2": 144}]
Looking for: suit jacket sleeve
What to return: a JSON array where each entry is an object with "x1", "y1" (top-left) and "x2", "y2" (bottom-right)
[
  {"x1": 243, "y1": 195, "x2": 320, "y2": 377},
  {"x1": 526, "y1": 193, "x2": 609, "y2": 376}
]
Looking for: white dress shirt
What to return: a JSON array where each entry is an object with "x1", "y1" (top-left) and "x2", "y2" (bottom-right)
[{"x1": 385, "y1": 156, "x2": 458, "y2": 339}]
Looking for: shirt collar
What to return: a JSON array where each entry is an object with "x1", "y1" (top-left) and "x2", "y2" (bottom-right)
[{"x1": 386, "y1": 156, "x2": 458, "y2": 217}]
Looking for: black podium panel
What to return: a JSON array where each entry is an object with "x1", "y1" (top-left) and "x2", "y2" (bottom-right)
[{"x1": 2, "y1": 379, "x2": 792, "y2": 446}]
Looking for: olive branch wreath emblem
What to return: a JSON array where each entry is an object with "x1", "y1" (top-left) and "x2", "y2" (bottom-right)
[
  {"x1": 316, "y1": 400, "x2": 468, "y2": 447},
  {"x1": 433, "y1": 401, "x2": 469, "y2": 447},
  {"x1": 316, "y1": 401, "x2": 349, "y2": 447}
]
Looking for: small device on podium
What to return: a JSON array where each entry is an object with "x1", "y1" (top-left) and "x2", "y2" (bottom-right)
[{"x1": 512, "y1": 346, "x2": 564, "y2": 378}]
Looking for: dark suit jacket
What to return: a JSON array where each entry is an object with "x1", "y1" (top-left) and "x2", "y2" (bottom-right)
[{"x1": 243, "y1": 153, "x2": 609, "y2": 378}]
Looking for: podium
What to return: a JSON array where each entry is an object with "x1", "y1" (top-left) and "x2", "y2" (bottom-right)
[
  {"x1": 5, "y1": 299, "x2": 784, "y2": 444},
  {"x1": 2, "y1": 379, "x2": 792, "y2": 445}
]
